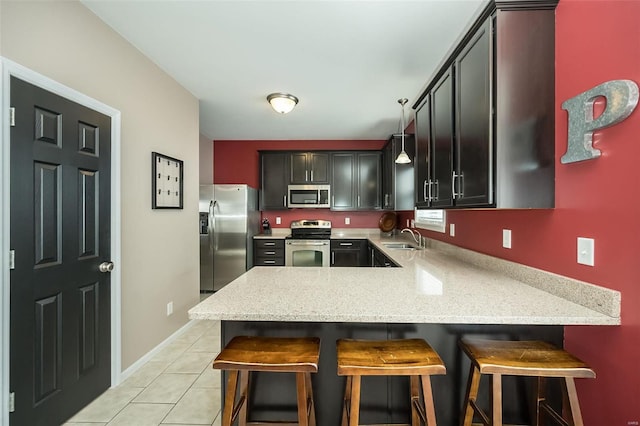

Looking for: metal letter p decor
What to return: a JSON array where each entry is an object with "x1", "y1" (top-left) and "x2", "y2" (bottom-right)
[{"x1": 561, "y1": 79, "x2": 638, "y2": 164}]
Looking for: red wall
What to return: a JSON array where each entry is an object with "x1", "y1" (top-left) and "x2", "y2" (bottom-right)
[
  {"x1": 214, "y1": 140, "x2": 394, "y2": 228},
  {"x1": 212, "y1": 0, "x2": 639, "y2": 421},
  {"x1": 401, "y1": 0, "x2": 639, "y2": 422}
]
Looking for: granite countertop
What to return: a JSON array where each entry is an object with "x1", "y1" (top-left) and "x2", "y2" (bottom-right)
[{"x1": 190, "y1": 231, "x2": 620, "y2": 326}]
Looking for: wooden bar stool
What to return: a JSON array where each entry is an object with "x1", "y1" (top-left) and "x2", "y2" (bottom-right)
[
  {"x1": 336, "y1": 338, "x2": 446, "y2": 426},
  {"x1": 459, "y1": 338, "x2": 596, "y2": 426},
  {"x1": 213, "y1": 336, "x2": 320, "y2": 426}
]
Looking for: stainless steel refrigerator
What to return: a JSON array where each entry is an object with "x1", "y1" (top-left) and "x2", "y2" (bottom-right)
[{"x1": 199, "y1": 184, "x2": 259, "y2": 292}]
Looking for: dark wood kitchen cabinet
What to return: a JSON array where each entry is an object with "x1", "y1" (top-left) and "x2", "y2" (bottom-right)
[
  {"x1": 413, "y1": 0, "x2": 556, "y2": 209},
  {"x1": 369, "y1": 244, "x2": 399, "y2": 267},
  {"x1": 430, "y1": 67, "x2": 455, "y2": 208},
  {"x1": 382, "y1": 134, "x2": 415, "y2": 211},
  {"x1": 290, "y1": 152, "x2": 329, "y2": 184},
  {"x1": 414, "y1": 95, "x2": 431, "y2": 209},
  {"x1": 259, "y1": 152, "x2": 289, "y2": 210},
  {"x1": 330, "y1": 239, "x2": 369, "y2": 267},
  {"x1": 330, "y1": 152, "x2": 382, "y2": 211},
  {"x1": 253, "y1": 239, "x2": 285, "y2": 266}
]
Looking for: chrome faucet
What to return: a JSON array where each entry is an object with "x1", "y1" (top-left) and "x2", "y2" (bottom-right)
[{"x1": 400, "y1": 228, "x2": 421, "y2": 245}]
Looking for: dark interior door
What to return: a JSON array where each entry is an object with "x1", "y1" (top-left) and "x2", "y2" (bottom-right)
[{"x1": 9, "y1": 77, "x2": 112, "y2": 425}]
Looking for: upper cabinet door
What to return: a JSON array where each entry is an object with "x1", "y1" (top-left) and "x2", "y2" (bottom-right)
[
  {"x1": 290, "y1": 153, "x2": 309, "y2": 183},
  {"x1": 357, "y1": 152, "x2": 382, "y2": 210},
  {"x1": 455, "y1": 19, "x2": 492, "y2": 207},
  {"x1": 430, "y1": 68, "x2": 454, "y2": 208},
  {"x1": 260, "y1": 152, "x2": 289, "y2": 210},
  {"x1": 290, "y1": 152, "x2": 330, "y2": 183},
  {"x1": 330, "y1": 153, "x2": 356, "y2": 210},
  {"x1": 414, "y1": 96, "x2": 431, "y2": 208}
]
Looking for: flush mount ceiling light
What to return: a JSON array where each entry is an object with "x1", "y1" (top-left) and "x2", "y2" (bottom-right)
[
  {"x1": 395, "y1": 97, "x2": 411, "y2": 164},
  {"x1": 267, "y1": 93, "x2": 299, "y2": 114}
]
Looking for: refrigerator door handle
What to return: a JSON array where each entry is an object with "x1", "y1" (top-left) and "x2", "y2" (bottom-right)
[{"x1": 210, "y1": 200, "x2": 218, "y2": 251}]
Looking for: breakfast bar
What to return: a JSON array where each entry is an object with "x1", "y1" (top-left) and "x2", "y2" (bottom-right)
[{"x1": 189, "y1": 235, "x2": 620, "y2": 425}]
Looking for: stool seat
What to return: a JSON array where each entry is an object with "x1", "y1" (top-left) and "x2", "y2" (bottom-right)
[
  {"x1": 213, "y1": 336, "x2": 320, "y2": 426},
  {"x1": 460, "y1": 338, "x2": 595, "y2": 378},
  {"x1": 459, "y1": 338, "x2": 595, "y2": 426},
  {"x1": 337, "y1": 338, "x2": 446, "y2": 376},
  {"x1": 213, "y1": 336, "x2": 320, "y2": 373},
  {"x1": 337, "y1": 339, "x2": 446, "y2": 426}
]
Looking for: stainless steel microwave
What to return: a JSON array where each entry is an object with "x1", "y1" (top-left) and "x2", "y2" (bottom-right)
[{"x1": 287, "y1": 185, "x2": 331, "y2": 208}]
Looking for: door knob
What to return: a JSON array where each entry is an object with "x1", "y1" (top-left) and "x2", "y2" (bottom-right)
[{"x1": 99, "y1": 262, "x2": 115, "y2": 273}]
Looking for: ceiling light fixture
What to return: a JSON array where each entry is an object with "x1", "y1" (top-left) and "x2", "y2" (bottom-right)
[
  {"x1": 395, "y1": 97, "x2": 411, "y2": 164},
  {"x1": 267, "y1": 93, "x2": 299, "y2": 114}
]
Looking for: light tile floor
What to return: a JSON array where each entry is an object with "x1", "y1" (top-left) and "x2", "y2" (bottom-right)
[{"x1": 64, "y1": 319, "x2": 223, "y2": 426}]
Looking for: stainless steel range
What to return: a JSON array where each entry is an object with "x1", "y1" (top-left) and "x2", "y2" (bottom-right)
[{"x1": 285, "y1": 220, "x2": 331, "y2": 267}]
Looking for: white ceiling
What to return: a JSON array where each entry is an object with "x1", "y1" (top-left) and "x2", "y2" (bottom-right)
[{"x1": 82, "y1": 0, "x2": 486, "y2": 141}]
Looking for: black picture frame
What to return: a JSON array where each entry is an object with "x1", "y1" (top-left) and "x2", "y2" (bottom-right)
[{"x1": 152, "y1": 152, "x2": 184, "y2": 209}]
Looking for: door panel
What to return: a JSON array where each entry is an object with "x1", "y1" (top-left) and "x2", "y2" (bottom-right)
[
  {"x1": 10, "y1": 76, "x2": 112, "y2": 426},
  {"x1": 455, "y1": 20, "x2": 492, "y2": 206},
  {"x1": 431, "y1": 69, "x2": 454, "y2": 208}
]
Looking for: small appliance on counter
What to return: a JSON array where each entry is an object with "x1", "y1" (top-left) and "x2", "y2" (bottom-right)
[{"x1": 261, "y1": 218, "x2": 272, "y2": 235}]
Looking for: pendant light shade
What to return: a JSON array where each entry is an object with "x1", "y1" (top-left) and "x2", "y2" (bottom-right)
[
  {"x1": 267, "y1": 93, "x2": 299, "y2": 114},
  {"x1": 395, "y1": 97, "x2": 411, "y2": 164}
]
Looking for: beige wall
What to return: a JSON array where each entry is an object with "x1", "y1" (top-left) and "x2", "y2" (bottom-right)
[
  {"x1": 199, "y1": 134, "x2": 213, "y2": 184},
  {"x1": 1, "y1": 1, "x2": 200, "y2": 369}
]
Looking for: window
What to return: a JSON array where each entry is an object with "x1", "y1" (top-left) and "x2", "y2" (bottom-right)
[{"x1": 414, "y1": 208, "x2": 446, "y2": 233}]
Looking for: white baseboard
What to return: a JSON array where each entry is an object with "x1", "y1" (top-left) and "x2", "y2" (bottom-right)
[{"x1": 117, "y1": 319, "x2": 198, "y2": 385}]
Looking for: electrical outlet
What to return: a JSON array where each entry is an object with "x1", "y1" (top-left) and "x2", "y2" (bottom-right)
[
  {"x1": 275, "y1": 217, "x2": 281, "y2": 225},
  {"x1": 406, "y1": 219, "x2": 410, "y2": 228},
  {"x1": 450, "y1": 224, "x2": 455, "y2": 237},
  {"x1": 345, "y1": 217, "x2": 350, "y2": 225},
  {"x1": 410, "y1": 219, "x2": 415, "y2": 228},
  {"x1": 166, "y1": 301, "x2": 173, "y2": 316},
  {"x1": 577, "y1": 237, "x2": 595, "y2": 266},
  {"x1": 502, "y1": 229, "x2": 512, "y2": 249}
]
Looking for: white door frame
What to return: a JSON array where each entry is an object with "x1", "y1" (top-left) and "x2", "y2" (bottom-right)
[{"x1": 0, "y1": 57, "x2": 122, "y2": 426}]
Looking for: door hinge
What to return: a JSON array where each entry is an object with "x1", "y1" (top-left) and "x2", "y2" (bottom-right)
[
  {"x1": 9, "y1": 392, "x2": 15, "y2": 413},
  {"x1": 9, "y1": 250, "x2": 15, "y2": 270},
  {"x1": 9, "y1": 107, "x2": 15, "y2": 127}
]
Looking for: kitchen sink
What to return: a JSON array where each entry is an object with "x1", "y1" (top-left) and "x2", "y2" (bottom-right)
[{"x1": 382, "y1": 243, "x2": 421, "y2": 250}]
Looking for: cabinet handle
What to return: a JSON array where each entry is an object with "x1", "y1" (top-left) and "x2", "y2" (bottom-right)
[
  {"x1": 427, "y1": 180, "x2": 433, "y2": 202},
  {"x1": 339, "y1": 242, "x2": 353, "y2": 246},
  {"x1": 305, "y1": 170, "x2": 309, "y2": 181},
  {"x1": 284, "y1": 195, "x2": 287, "y2": 207},
  {"x1": 423, "y1": 180, "x2": 428, "y2": 202},
  {"x1": 385, "y1": 193, "x2": 389, "y2": 206},
  {"x1": 264, "y1": 251, "x2": 276, "y2": 255},
  {"x1": 357, "y1": 195, "x2": 361, "y2": 207},
  {"x1": 264, "y1": 242, "x2": 275, "y2": 246},
  {"x1": 452, "y1": 172, "x2": 464, "y2": 199},
  {"x1": 310, "y1": 170, "x2": 314, "y2": 181},
  {"x1": 331, "y1": 252, "x2": 335, "y2": 264},
  {"x1": 264, "y1": 260, "x2": 276, "y2": 265}
]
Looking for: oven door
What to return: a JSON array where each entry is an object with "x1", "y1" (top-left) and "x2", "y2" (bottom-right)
[{"x1": 285, "y1": 240, "x2": 330, "y2": 267}]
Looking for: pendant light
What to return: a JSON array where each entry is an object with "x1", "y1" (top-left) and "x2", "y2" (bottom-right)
[{"x1": 395, "y1": 98, "x2": 411, "y2": 164}]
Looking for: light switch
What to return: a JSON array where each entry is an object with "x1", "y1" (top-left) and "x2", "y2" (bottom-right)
[
  {"x1": 577, "y1": 237, "x2": 595, "y2": 266},
  {"x1": 275, "y1": 217, "x2": 281, "y2": 225},
  {"x1": 502, "y1": 229, "x2": 512, "y2": 249},
  {"x1": 450, "y1": 224, "x2": 455, "y2": 237},
  {"x1": 345, "y1": 217, "x2": 350, "y2": 225}
]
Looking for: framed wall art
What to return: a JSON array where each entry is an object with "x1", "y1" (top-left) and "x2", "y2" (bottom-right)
[{"x1": 152, "y1": 152, "x2": 183, "y2": 209}]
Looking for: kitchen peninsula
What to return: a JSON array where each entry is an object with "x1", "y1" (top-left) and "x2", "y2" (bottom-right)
[{"x1": 189, "y1": 234, "x2": 619, "y2": 425}]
